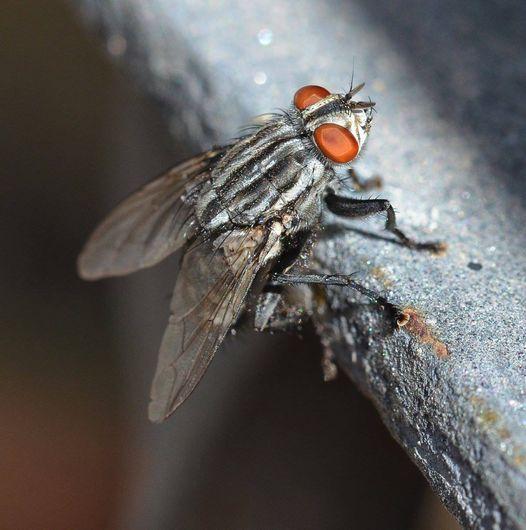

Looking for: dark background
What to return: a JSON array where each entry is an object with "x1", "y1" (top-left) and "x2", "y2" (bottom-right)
[{"x1": 1, "y1": 2, "x2": 460, "y2": 529}]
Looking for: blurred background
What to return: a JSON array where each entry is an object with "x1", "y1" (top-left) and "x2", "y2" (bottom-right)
[{"x1": 0, "y1": 2, "x2": 464, "y2": 529}]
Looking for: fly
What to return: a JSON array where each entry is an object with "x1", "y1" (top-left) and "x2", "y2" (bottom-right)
[{"x1": 78, "y1": 83, "x2": 443, "y2": 422}]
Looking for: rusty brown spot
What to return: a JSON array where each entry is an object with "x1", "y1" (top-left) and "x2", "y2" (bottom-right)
[
  {"x1": 497, "y1": 427, "x2": 511, "y2": 440},
  {"x1": 397, "y1": 307, "x2": 449, "y2": 358},
  {"x1": 396, "y1": 311, "x2": 411, "y2": 327},
  {"x1": 431, "y1": 241, "x2": 448, "y2": 256},
  {"x1": 479, "y1": 409, "x2": 499, "y2": 426},
  {"x1": 370, "y1": 266, "x2": 394, "y2": 288},
  {"x1": 470, "y1": 395, "x2": 484, "y2": 407}
]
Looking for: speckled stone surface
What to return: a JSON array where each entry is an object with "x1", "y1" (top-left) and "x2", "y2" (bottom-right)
[{"x1": 75, "y1": 1, "x2": 526, "y2": 527}]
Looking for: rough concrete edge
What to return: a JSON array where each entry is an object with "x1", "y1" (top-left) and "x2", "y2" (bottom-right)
[{"x1": 312, "y1": 293, "x2": 510, "y2": 529}]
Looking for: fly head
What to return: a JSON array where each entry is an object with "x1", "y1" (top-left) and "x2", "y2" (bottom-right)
[{"x1": 292, "y1": 83, "x2": 374, "y2": 168}]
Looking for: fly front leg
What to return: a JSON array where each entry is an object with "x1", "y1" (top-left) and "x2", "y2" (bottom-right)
[
  {"x1": 344, "y1": 168, "x2": 383, "y2": 191},
  {"x1": 325, "y1": 193, "x2": 445, "y2": 253}
]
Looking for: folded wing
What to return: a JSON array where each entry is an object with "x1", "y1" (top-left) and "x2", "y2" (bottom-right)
[
  {"x1": 77, "y1": 149, "x2": 224, "y2": 280},
  {"x1": 149, "y1": 226, "x2": 281, "y2": 422}
]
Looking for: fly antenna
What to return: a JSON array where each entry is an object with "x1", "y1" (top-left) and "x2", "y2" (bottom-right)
[
  {"x1": 350, "y1": 57, "x2": 355, "y2": 93},
  {"x1": 346, "y1": 82, "x2": 365, "y2": 101}
]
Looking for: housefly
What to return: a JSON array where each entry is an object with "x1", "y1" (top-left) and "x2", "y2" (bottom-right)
[{"x1": 78, "y1": 83, "x2": 442, "y2": 422}]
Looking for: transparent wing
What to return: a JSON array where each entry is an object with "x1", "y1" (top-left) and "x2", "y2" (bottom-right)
[
  {"x1": 148, "y1": 227, "x2": 277, "y2": 422},
  {"x1": 77, "y1": 148, "x2": 224, "y2": 280}
]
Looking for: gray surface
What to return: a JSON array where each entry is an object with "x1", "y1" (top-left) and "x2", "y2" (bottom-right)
[{"x1": 75, "y1": 0, "x2": 526, "y2": 528}]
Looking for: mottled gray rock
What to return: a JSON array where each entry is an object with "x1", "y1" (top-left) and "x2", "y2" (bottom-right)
[{"x1": 74, "y1": 0, "x2": 526, "y2": 527}]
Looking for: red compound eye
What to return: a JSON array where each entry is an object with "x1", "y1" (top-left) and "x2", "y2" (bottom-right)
[
  {"x1": 294, "y1": 85, "x2": 330, "y2": 110},
  {"x1": 313, "y1": 123, "x2": 359, "y2": 163}
]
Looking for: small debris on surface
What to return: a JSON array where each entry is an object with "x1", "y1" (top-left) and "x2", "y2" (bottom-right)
[{"x1": 397, "y1": 307, "x2": 449, "y2": 358}]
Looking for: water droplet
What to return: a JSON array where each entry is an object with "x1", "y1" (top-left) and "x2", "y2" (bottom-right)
[
  {"x1": 254, "y1": 71, "x2": 267, "y2": 85},
  {"x1": 257, "y1": 28, "x2": 273, "y2": 46}
]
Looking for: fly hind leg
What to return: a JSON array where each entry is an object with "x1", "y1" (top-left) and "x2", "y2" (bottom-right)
[
  {"x1": 269, "y1": 272, "x2": 401, "y2": 320},
  {"x1": 268, "y1": 271, "x2": 404, "y2": 381}
]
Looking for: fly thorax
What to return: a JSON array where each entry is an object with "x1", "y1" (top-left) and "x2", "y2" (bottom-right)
[{"x1": 195, "y1": 117, "x2": 328, "y2": 230}]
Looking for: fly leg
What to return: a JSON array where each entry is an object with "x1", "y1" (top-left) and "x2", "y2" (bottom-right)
[
  {"x1": 253, "y1": 231, "x2": 316, "y2": 332},
  {"x1": 344, "y1": 168, "x2": 382, "y2": 191},
  {"x1": 325, "y1": 193, "x2": 445, "y2": 253},
  {"x1": 269, "y1": 271, "x2": 403, "y2": 381},
  {"x1": 269, "y1": 272, "x2": 400, "y2": 317}
]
